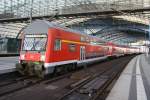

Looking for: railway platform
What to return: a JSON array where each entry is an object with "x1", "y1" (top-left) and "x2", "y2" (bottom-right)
[
  {"x1": 106, "y1": 54, "x2": 150, "y2": 100},
  {"x1": 0, "y1": 57, "x2": 18, "y2": 74}
]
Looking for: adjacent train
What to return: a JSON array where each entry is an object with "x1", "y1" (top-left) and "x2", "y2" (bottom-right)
[{"x1": 16, "y1": 20, "x2": 140, "y2": 78}]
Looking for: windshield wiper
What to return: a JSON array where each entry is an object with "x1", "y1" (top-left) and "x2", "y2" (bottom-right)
[{"x1": 31, "y1": 38, "x2": 45, "y2": 51}]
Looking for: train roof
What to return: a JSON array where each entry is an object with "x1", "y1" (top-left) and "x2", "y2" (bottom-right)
[
  {"x1": 23, "y1": 20, "x2": 87, "y2": 35},
  {"x1": 23, "y1": 20, "x2": 107, "y2": 43}
]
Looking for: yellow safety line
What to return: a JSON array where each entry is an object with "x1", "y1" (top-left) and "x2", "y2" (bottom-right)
[
  {"x1": 62, "y1": 40, "x2": 87, "y2": 45},
  {"x1": 62, "y1": 40, "x2": 105, "y2": 47}
]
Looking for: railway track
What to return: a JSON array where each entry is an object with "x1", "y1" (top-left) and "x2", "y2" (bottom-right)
[
  {"x1": 58, "y1": 55, "x2": 134, "y2": 100},
  {"x1": 0, "y1": 72, "x2": 24, "y2": 87},
  {"x1": 0, "y1": 66, "x2": 79, "y2": 97},
  {"x1": 0, "y1": 75, "x2": 29, "y2": 88},
  {"x1": 0, "y1": 55, "x2": 135, "y2": 100},
  {"x1": 58, "y1": 64, "x2": 114, "y2": 100},
  {"x1": 0, "y1": 76, "x2": 41, "y2": 97}
]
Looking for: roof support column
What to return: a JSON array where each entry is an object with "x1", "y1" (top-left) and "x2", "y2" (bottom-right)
[{"x1": 30, "y1": 0, "x2": 33, "y2": 23}]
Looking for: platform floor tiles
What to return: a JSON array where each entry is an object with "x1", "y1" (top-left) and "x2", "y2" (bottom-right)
[
  {"x1": 0, "y1": 57, "x2": 19, "y2": 74},
  {"x1": 106, "y1": 54, "x2": 150, "y2": 100}
]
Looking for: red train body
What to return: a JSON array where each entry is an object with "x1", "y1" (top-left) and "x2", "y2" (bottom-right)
[{"x1": 16, "y1": 20, "x2": 140, "y2": 77}]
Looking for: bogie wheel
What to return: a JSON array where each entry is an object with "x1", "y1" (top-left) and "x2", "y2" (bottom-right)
[
  {"x1": 35, "y1": 70, "x2": 44, "y2": 78},
  {"x1": 34, "y1": 64, "x2": 44, "y2": 78},
  {"x1": 72, "y1": 63, "x2": 77, "y2": 71}
]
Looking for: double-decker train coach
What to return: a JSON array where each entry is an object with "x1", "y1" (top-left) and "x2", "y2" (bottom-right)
[
  {"x1": 126, "y1": 47, "x2": 140, "y2": 54},
  {"x1": 16, "y1": 20, "x2": 111, "y2": 78},
  {"x1": 16, "y1": 20, "x2": 140, "y2": 78},
  {"x1": 105, "y1": 42, "x2": 127, "y2": 57}
]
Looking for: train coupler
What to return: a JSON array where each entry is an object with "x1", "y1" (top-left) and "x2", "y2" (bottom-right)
[{"x1": 16, "y1": 63, "x2": 25, "y2": 75}]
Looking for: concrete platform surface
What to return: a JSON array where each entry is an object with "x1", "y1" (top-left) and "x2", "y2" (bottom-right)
[
  {"x1": 0, "y1": 57, "x2": 19, "y2": 74},
  {"x1": 106, "y1": 54, "x2": 150, "y2": 100}
]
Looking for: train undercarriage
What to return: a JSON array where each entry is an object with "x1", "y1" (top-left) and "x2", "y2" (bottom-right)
[
  {"x1": 16, "y1": 61, "x2": 45, "y2": 78},
  {"x1": 16, "y1": 61, "x2": 77, "y2": 78}
]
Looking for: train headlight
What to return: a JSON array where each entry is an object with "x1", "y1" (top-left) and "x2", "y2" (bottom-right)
[
  {"x1": 20, "y1": 54, "x2": 25, "y2": 60},
  {"x1": 40, "y1": 55, "x2": 45, "y2": 61}
]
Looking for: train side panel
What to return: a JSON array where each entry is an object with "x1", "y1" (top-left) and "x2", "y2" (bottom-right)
[{"x1": 45, "y1": 28, "x2": 108, "y2": 66}]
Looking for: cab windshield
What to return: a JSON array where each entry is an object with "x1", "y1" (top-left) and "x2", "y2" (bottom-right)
[{"x1": 23, "y1": 34, "x2": 47, "y2": 51}]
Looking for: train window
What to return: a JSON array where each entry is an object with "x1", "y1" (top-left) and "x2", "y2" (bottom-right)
[
  {"x1": 80, "y1": 36, "x2": 86, "y2": 42},
  {"x1": 54, "y1": 39, "x2": 61, "y2": 51},
  {"x1": 69, "y1": 44, "x2": 76, "y2": 52}
]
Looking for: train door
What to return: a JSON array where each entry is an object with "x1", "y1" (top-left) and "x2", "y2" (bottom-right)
[
  {"x1": 80, "y1": 46, "x2": 85, "y2": 61},
  {"x1": 109, "y1": 46, "x2": 113, "y2": 56}
]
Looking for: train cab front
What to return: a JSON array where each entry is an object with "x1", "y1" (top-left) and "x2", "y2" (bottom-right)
[{"x1": 16, "y1": 34, "x2": 47, "y2": 78}]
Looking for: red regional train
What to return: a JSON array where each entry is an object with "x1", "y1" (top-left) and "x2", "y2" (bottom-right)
[{"x1": 16, "y1": 20, "x2": 140, "y2": 78}]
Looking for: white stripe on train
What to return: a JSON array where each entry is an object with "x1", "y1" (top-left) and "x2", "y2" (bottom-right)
[{"x1": 44, "y1": 56, "x2": 108, "y2": 74}]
